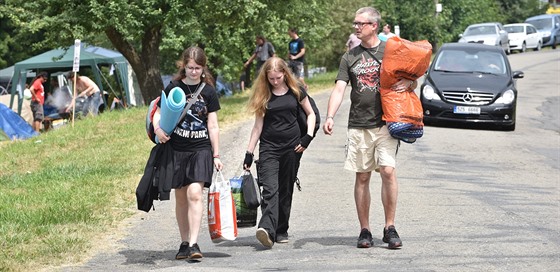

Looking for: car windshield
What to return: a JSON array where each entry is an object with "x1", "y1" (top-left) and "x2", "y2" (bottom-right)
[
  {"x1": 434, "y1": 49, "x2": 507, "y2": 75},
  {"x1": 464, "y1": 25, "x2": 497, "y2": 36},
  {"x1": 505, "y1": 26, "x2": 524, "y2": 33},
  {"x1": 526, "y1": 18, "x2": 551, "y2": 30}
]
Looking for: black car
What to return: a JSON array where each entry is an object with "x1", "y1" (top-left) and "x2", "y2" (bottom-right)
[{"x1": 420, "y1": 43, "x2": 524, "y2": 131}]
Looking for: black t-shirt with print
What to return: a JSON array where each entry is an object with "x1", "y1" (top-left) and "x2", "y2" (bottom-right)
[
  {"x1": 160, "y1": 80, "x2": 221, "y2": 152},
  {"x1": 336, "y1": 42, "x2": 386, "y2": 129},
  {"x1": 260, "y1": 88, "x2": 308, "y2": 152},
  {"x1": 289, "y1": 38, "x2": 305, "y2": 63}
]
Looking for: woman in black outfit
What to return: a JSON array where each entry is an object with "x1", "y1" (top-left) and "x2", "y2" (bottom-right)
[{"x1": 243, "y1": 57, "x2": 316, "y2": 248}]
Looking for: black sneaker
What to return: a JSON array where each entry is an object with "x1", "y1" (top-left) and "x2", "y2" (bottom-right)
[
  {"x1": 276, "y1": 233, "x2": 289, "y2": 243},
  {"x1": 383, "y1": 225, "x2": 402, "y2": 249},
  {"x1": 357, "y1": 228, "x2": 373, "y2": 248},
  {"x1": 175, "y1": 242, "x2": 189, "y2": 260},
  {"x1": 256, "y1": 228, "x2": 274, "y2": 248},
  {"x1": 188, "y1": 243, "x2": 203, "y2": 259}
]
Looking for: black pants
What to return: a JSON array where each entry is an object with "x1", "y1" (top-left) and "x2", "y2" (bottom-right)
[
  {"x1": 277, "y1": 152, "x2": 303, "y2": 236},
  {"x1": 257, "y1": 148, "x2": 297, "y2": 241}
]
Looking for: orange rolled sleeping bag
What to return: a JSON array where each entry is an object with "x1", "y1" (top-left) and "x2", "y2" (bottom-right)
[{"x1": 380, "y1": 37, "x2": 432, "y2": 126}]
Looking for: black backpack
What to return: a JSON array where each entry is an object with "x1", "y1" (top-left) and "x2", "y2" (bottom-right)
[{"x1": 297, "y1": 94, "x2": 320, "y2": 138}]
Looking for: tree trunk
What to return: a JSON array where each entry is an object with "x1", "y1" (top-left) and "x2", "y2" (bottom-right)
[{"x1": 105, "y1": 26, "x2": 164, "y2": 105}]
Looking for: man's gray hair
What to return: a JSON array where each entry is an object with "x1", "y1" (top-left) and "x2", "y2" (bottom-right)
[{"x1": 356, "y1": 7, "x2": 381, "y2": 25}]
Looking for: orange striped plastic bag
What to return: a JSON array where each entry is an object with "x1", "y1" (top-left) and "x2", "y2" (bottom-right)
[
  {"x1": 208, "y1": 171, "x2": 238, "y2": 243},
  {"x1": 380, "y1": 36, "x2": 432, "y2": 126}
]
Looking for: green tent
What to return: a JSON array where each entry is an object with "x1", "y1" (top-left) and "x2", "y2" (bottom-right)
[{"x1": 9, "y1": 44, "x2": 143, "y2": 114}]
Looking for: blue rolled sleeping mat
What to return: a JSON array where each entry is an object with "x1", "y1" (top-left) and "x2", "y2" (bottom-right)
[{"x1": 156, "y1": 87, "x2": 186, "y2": 143}]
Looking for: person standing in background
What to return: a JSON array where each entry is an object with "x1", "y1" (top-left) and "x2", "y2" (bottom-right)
[
  {"x1": 240, "y1": 60, "x2": 249, "y2": 92},
  {"x1": 66, "y1": 72, "x2": 102, "y2": 116},
  {"x1": 287, "y1": 28, "x2": 306, "y2": 87},
  {"x1": 245, "y1": 35, "x2": 276, "y2": 76},
  {"x1": 28, "y1": 71, "x2": 48, "y2": 132},
  {"x1": 378, "y1": 24, "x2": 397, "y2": 41},
  {"x1": 346, "y1": 33, "x2": 361, "y2": 51}
]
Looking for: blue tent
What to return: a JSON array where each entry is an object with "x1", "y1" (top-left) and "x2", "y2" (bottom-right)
[{"x1": 0, "y1": 103, "x2": 38, "y2": 141}]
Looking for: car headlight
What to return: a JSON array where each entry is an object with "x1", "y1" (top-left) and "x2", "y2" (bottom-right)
[
  {"x1": 542, "y1": 31, "x2": 551, "y2": 37},
  {"x1": 495, "y1": 89, "x2": 515, "y2": 104},
  {"x1": 422, "y1": 85, "x2": 441, "y2": 100}
]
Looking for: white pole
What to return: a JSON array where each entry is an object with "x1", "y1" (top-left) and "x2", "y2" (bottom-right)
[{"x1": 72, "y1": 39, "x2": 81, "y2": 128}]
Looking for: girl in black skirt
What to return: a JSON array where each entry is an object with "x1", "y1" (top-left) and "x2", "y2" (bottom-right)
[{"x1": 153, "y1": 46, "x2": 224, "y2": 260}]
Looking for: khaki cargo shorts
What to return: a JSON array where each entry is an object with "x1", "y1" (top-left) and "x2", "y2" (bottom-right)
[{"x1": 344, "y1": 126, "x2": 399, "y2": 172}]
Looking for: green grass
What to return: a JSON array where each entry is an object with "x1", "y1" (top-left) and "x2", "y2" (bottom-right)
[
  {"x1": 0, "y1": 109, "x2": 150, "y2": 271},
  {"x1": 306, "y1": 71, "x2": 338, "y2": 93},
  {"x1": 0, "y1": 72, "x2": 337, "y2": 271}
]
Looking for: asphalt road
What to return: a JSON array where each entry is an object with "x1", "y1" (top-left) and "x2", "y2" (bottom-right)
[{"x1": 61, "y1": 49, "x2": 559, "y2": 272}]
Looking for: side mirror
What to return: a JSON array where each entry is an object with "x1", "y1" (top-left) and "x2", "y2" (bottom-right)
[{"x1": 512, "y1": 71, "x2": 524, "y2": 79}]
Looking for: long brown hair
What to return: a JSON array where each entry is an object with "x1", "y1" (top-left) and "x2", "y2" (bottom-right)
[
  {"x1": 247, "y1": 57, "x2": 303, "y2": 117},
  {"x1": 173, "y1": 46, "x2": 215, "y2": 87}
]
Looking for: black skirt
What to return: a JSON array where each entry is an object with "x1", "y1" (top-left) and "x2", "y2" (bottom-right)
[{"x1": 172, "y1": 148, "x2": 213, "y2": 189}]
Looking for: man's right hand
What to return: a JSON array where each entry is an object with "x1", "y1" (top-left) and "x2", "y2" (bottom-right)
[{"x1": 323, "y1": 118, "x2": 334, "y2": 135}]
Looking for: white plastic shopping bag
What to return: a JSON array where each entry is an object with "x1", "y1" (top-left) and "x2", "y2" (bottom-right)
[{"x1": 208, "y1": 170, "x2": 238, "y2": 242}]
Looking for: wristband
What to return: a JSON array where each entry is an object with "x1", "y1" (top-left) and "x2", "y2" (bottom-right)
[
  {"x1": 244, "y1": 152, "x2": 254, "y2": 168},
  {"x1": 213, "y1": 154, "x2": 220, "y2": 158},
  {"x1": 326, "y1": 116, "x2": 334, "y2": 120},
  {"x1": 300, "y1": 134, "x2": 313, "y2": 148}
]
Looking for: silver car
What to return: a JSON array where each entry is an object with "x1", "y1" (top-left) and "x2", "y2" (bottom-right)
[{"x1": 458, "y1": 22, "x2": 510, "y2": 54}]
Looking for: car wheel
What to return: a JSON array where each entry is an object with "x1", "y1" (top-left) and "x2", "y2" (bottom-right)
[
  {"x1": 553, "y1": 38, "x2": 557, "y2": 49},
  {"x1": 503, "y1": 43, "x2": 511, "y2": 55},
  {"x1": 521, "y1": 42, "x2": 526, "y2": 53},
  {"x1": 535, "y1": 41, "x2": 542, "y2": 51}
]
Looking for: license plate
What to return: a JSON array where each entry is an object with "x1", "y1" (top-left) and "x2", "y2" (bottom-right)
[{"x1": 454, "y1": 106, "x2": 481, "y2": 114}]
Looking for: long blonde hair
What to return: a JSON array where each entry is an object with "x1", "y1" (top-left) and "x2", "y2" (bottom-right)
[{"x1": 247, "y1": 57, "x2": 304, "y2": 117}]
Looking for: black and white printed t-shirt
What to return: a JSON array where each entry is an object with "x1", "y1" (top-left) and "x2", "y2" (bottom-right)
[
  {"x1": 160, "y1": 81, "x2": 221, "y2": 152},
  {"x1": 335, "y1": 41, "x2": 386, "y2": 129}
]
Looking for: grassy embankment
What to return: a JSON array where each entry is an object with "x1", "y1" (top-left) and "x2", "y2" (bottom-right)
[{"x1": 0, "y1": 71, "x2": 336, "y2": 272}]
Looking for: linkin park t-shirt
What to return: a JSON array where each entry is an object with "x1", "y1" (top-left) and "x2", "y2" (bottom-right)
[{"x1": 161, "y1": 81, "x2": 220, "y2": 152}]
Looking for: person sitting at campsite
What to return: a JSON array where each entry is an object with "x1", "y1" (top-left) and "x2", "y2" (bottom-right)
[{"x1": 65, "y1": 72, "x2": 101, "y2": 116}]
